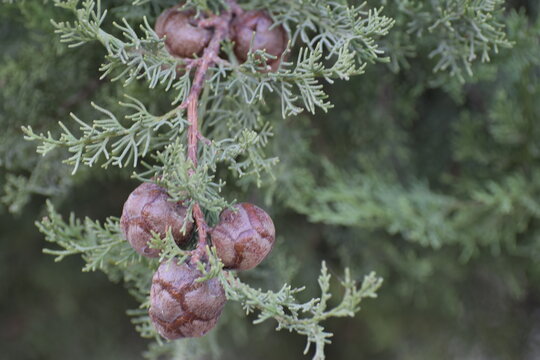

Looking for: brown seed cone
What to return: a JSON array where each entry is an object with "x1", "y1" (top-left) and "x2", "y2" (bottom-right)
[
  {"x1": 149, "y1": 260, "x2": 227, "y2": 339},
  {"x1": 120, "y1": 182, "x2": 193, "y2": 258},
  {"x1": 155, "y1": 6, "x2": 212, "y2": 58},
  {"x1": 231, "y1": 10, "x2": 288, "y2": 72},
  {"x1": 210, "y1": 203, "x2": 275, "y2": 271}
]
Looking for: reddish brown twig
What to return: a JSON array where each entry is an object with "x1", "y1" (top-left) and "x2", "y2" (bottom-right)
[{"x1": 179, "y1": 3, "x2": 238, "y2": 263}]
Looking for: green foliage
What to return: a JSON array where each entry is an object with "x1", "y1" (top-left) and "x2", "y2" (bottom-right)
[
  {"x1": 37, "y1": 201, "x2": 147, "y2": 288},
  {"x1": 15, "y1": 1, "x2": 395, "y2": 358},
  {"x1": 23, "y1": 98, "x2": 189, "y2": 172},
  {"x1": 37, "y1": 200, "x2": 381, "y2": 359},
  {"x1": 4, "y1": 0, "x2": 540, "y2": 359},
  {"x1": 374, "y1": 0, "x2": 512, "y2": 82},
  {"x1": 221, "y1": 263, "x2": 382, "y2": 360},
  {"x1": 286, "y1": 163, "x2": 540, "y2": 258}
]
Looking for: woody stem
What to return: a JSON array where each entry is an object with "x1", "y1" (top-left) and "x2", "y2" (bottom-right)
[{"x1": 181, "y1": 4, "x2": 236, "y2": 262}]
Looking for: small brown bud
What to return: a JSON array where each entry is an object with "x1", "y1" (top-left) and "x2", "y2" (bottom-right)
[
  {"x1": 149, "y1": 260, "x2": 227, "y2": 339},
  {"x1": 120, "y1": 182, "x2": 193, "y2": 258},
  {"x1": 210, "y1": 203, "x2": 275, "y2": 271},
  {"x1": 155, "y1": 7, "x2": 212, "y2": 58},
  {"x1": 231, "y1": 10, "x2": 288, "y2": 71}
]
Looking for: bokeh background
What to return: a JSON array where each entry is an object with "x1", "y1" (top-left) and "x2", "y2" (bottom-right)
[{"x1": 2, "y1": 0, "x2": 540, "y2": 359}]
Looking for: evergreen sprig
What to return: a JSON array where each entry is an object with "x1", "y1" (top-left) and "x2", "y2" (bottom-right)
[
  {"x1": 284, "y1": 161, "x2": 540, "y2": 259},
  {"x1": 251, "y1": 0, "x2": 394, "y2": 63},
  {"x1": 37, "y1": 200, "x2": 139, "y2": 272},
  {"x1": 36, "y1": 201, "x2": 381, "y2": 359},
  {"x1": 387, "y1": 0, "x2": 511, "y2": 80},
  {"x1": 221, "y1": 263, "x2": 382, "y2": 360},
  {"x1": 22, "y1": 97, "x2": 188, "y2": 173},
  {"x1": 136, "y1": 140, "x2": 231, "y2": 213}
]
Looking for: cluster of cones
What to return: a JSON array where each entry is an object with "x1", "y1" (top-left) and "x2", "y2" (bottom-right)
[{"x1": 120, "y1": 182, "x2": 275, "y2": 339}]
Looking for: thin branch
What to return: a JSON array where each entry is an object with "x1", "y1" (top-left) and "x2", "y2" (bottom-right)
[{"x1": 178, "y1": 1, "x2": 238, "y2": 263}]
